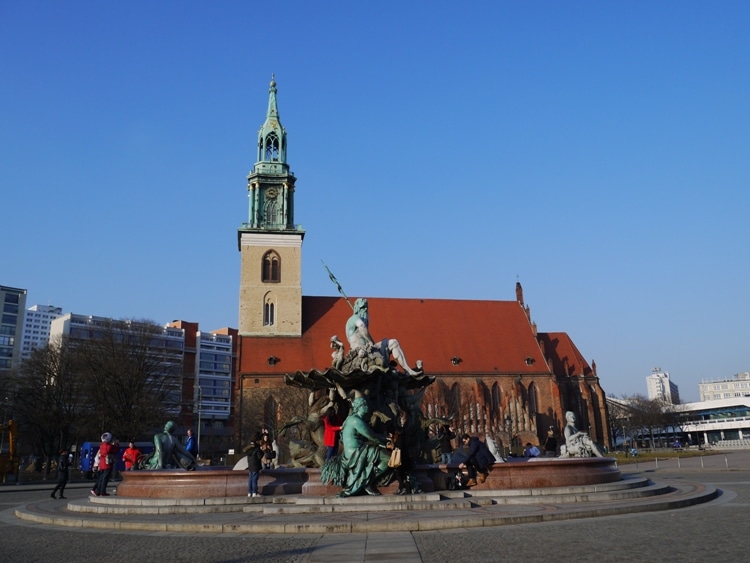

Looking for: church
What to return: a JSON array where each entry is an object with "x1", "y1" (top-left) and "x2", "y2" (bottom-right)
[{"x1": 234, "y1": 77, "x2": 610, "y2": 457}]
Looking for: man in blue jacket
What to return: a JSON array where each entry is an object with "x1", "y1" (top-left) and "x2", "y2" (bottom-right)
[{"x1": 458, "y1": 435, "x2": 495, "y2": 486}]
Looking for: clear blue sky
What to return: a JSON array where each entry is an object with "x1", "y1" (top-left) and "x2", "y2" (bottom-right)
[{"x1": 2, "y1": 2, "x2": 748, "y2": 402}]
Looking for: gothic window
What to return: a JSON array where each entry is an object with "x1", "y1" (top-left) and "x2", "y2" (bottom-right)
[
  {"x1": 528, "y1": 382, "x2": 539, "y2": 415},
  {"x1": 491, "y1": 382, "x2": 501, "y2": 420},
  {"x1": 263, "y1": 199, "x2": 278, "y2": 227},
  {"x1": 265, "y1": 132, "x2": 280, "y2": 161},
  {"x1": 263, "y1": 297, "x2": 275, "y2": 326},
  {"x1": 262, "y1": 251, "x2": 280, "y2": 283}
]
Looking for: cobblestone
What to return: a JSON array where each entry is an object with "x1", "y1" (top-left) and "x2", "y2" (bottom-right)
[{"x1": 0, "y1": 451, "x2": 747, "y2": 562}]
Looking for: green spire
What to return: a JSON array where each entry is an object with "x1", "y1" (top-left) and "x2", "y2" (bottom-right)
[{"x1": 257, "y1": 74, "x2": 287, "y2": 165}]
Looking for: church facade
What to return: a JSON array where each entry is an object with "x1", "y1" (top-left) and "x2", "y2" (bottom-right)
[{"x1": 235, "y1": 78, "x2": 610, "y2": 457}]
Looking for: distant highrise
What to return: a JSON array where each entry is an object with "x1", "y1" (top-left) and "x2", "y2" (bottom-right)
[
  {"x1": 20, "y1": 304, "x2": 64, "y2": 360},
  {"x1": 0, "y1": 285, "x2": 27, "y2": 375},
  {"x1": 646, "y1": 367, "x2": 680, "y2": 404}
]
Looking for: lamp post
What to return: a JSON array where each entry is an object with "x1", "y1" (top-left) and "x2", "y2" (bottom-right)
[
  {"x1": 197, "y1": 385, "x2": 202, "y2": 457},
  {"x1": 504, "y1": 415, "x2": 513, "y2": 459}
]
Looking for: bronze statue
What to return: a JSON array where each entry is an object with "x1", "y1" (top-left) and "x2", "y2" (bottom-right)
[
  {"x1": 321, "y1": 396, "x2": 392, "y2": 497},
  {"x1": 142, "y1": 421, "x2": 197, "y2": 470}
]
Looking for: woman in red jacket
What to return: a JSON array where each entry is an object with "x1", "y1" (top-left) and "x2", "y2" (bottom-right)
[
  {"x1": 91, "y1": 433, "x2": 120, "y2": 496},
  {"x1": 322, "y1": 407, "x2": 343, "y2": 461}
]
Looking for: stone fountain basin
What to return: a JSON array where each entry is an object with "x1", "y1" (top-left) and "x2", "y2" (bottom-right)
[{"x1": 115, "y1": 457, "x2": 621, "y2": 499}]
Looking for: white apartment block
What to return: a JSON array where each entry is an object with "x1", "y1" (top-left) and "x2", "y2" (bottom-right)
[
  {"x1": 699, "y1": 372, "x2": 750, "y2": 402},
  {"x1": 20, "y1": 304, "x2": 64, "y2": 360},
  {"x1": 646, "y1": 367, "x2": 681, "y2": 405}
]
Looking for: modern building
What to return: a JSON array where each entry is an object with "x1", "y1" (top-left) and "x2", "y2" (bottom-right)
[
  {"x1": 50, "y1": 313, "x2": 185, "y2": 414},
  {"x1": 234, "y1": 78, "x2": 611, "y2": 455},
  {"x1": 0, "y1": 285, "x2": 27, "y2": 375},
  {"x1": 168, "y1": 321, "x2": 238, "y2": 461},
  {"x1": 646, "y1": 367, "x2": 680, "y2": 405},
  {"x1": 699, "y1": 372, "x2": 750, "y2": 402},
  {"x1": 20, "y1": 304, "x2": 64, "y2": 360},
  {"x1": 673, "y1": 397, "x2": 750, "y2": 445}
]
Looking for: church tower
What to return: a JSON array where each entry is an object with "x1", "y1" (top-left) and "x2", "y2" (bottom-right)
[{"x1": 238, "y1": 76, "x2": 304, "y2": 336}]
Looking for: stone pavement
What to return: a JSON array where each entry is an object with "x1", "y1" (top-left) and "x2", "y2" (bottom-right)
[{"x1": 0, "y1": 451, "x2": 748, "y2": 562}]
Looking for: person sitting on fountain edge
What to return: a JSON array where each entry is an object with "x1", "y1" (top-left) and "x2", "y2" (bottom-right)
[{"x1": 458, "y1": 434, "x2": 495, "y2": 486}]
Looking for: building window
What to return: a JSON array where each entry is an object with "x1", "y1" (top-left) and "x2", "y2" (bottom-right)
[
  {"x1": 262, "y1": 251, "x2": 280, "y2": 283},
  {"x1": 263, "y1": 297, "x2": 275, "y2": 326},
  {"x1": 264, "y1": 132, "x2": 280, "y2": 161}
]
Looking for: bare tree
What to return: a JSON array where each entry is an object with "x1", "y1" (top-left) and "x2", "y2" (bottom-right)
[
  {"x1": 75, "y1": 318, "x2": 181, "y2": 441},
  {"x1": 14, "y1": 336, "x2": 90, "y2": 473}
]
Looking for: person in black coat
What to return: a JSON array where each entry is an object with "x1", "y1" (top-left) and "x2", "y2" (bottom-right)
[
  {"x1": 50, "y1": 448, "x2": 70, "y2": 499},
  {"x1": 458, "y1": 435, "x2": 495, "y2": 486},
  {"x1": 245, "y1": 436, "x2": 265, "y2": 497}
]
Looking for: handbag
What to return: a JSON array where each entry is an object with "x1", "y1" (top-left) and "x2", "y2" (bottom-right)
[{"x1": 388, "y1": 447, "x2": 402, "y2": 468}]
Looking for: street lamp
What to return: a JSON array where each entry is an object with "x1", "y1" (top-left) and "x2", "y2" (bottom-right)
[
  {"x1": 197, "y1": 385, "x2": 203, "y2": 457},
  {"x1": 504, "y1": 415, "x2": 513, "y2": 458}
]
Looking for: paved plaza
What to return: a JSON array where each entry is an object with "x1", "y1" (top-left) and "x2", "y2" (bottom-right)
[{"x1": 1, "y1": 451, "x2": 748, "y2": 562}]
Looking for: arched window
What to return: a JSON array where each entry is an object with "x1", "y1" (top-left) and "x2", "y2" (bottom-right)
[
  {"x1": 263, "y1": 199, "x2": 279, "y2": 227},
  {"x1": 491, "y1": 382, "x2": 501, "y2": 417},
  {"x1": 528, "y1": 382, "x2": 539, "y2": 415},
  {"x1": 264, "y1": 132, "x2": 280, "y2": 161},
  {"x1": 263, "y1": 294, "x2": 275, "y2": 326},
  {"x1": 262, "y1": 251, "x2": 280, "y2": 283}
]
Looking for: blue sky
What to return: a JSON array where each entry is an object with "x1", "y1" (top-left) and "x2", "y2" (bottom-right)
[{"x1": 2, "y1": 2, "x2": 748, "y2": 402}]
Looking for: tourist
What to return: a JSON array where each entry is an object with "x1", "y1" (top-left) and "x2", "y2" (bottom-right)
[
  {"x1": 322, "y1": 407, "x2": 343, "y2": 461},
  {"x1": 91, "y1": 433, "x2": 119, "y2": 497},
  {"x1": 50, "y1": 448, "x2": 70, "y2": 499},
  {"x1": 543, "y1": 427, "x2": 558, "y2": 457},
  {"x1": 436, "y1": 424, "x2": 455, "y2": 464},
  {"x1": 259, "y1": 428, "x2": 275, "y2": 469},
  {"x1": 524, "y1": 442, "x2": 541, "y2": 457},
  {"x1": 122, "y1": 441, "x2": 141, "y2": 471},
  {"x1": 388, "y1": 411, "x2": 417, "y2": 495},
  {"x1": 185, "y1": 429, "x2": 197, "y2": 457},
  {"x1": 458, "y1": 435, "x2": 495, "y2": 486},
  {"x1": 245, "y1": 436, "x2": 265, "y2": 497}
]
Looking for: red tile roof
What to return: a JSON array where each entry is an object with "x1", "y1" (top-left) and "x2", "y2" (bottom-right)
[
  {"x1": 537, "y1": 332, "x2": 593, "y2": 378},
  {"x1": 239, "y1": 296, "x2": 574, "y2": 376}
]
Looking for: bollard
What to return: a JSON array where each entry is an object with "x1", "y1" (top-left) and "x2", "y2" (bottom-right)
[
  {"x1": 677, "y1": 456, "x2": 680, "y2": 469},
  {"x1": 655, "y1": 457, "x2": 658, "y2": 469},
  {"x1": 700, "y1": 456, "x2": 704, "y2": 468},
  {"x1": 725, "y1": 455, "x2": 729, "y2": 469}
]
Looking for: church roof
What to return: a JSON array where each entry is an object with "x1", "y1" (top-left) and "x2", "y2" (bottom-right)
[{"x1": 238, "y1": 296, "x2": 588, "y2": 377}]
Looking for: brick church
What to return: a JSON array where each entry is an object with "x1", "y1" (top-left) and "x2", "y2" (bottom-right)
[{"x1": 234, "y1": 77, "x2": 610, "y2": 456}]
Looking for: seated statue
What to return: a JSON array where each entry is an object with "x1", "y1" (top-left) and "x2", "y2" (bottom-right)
[
  {"x1": 142, "y1": 421, "x2": 197, "y2": 470},
  {"x1": 559, "y1": 411, "x2": 604, "y2": 458},
  {"x1": 321, "y1": 396, "x2": 392, "y2": 497},
  {"x1": 345, "y1": 298, "x2": 420, "y2": 375}
]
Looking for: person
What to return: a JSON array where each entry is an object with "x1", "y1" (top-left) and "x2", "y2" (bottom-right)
[
  {"x1": 322, "y1": 407, "x2": 343, "y2": 461},
  {"x1": 91, "y1": 433, "x2": 120, "y2": 497},
  {"x1": 560, "y1": 411, "x2": 605, "y2": 458},
  {"x1": 330, "y1": 335, "x2": 345, "y2": 370},
  {"x1": 458, "y1": 434, "x2": 495, "y2": 486},
  {"x1": 122, "y1": 441, "x2": 142, "y2": 471},
  {"x1": 388, "y1": 411, "x2": 418, "y2": 495},
  {"x1": 245, "y1": 436, "x2": 265, "y2": 497},
  {"x1": 524, "y1": 442, "x2": 541, "y2": 457},
  {"x1": 143, "y1": 421, "x2": 197, "y2": 470},
  {"x1": 259, "y1": 428, "x2": 275, "y2": 469},
  {"x1": 321, "y1": 396, "x2": 392, "y2": 497},
  {"x1": 436, "y1": 424, "x2": 455, "y2": 464},
  {"x1": 50, "y1": 448, "x2": 70, "y2": 499},
  {"x1": 543, "y1": 427, "x2": 558, "y2": 457},
  {"x1": 185, "y1": 429, "x2": 197, "y2": 457},
  {"x1": 345, "y1": 298, "x2": 419, "y2": 375}
]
